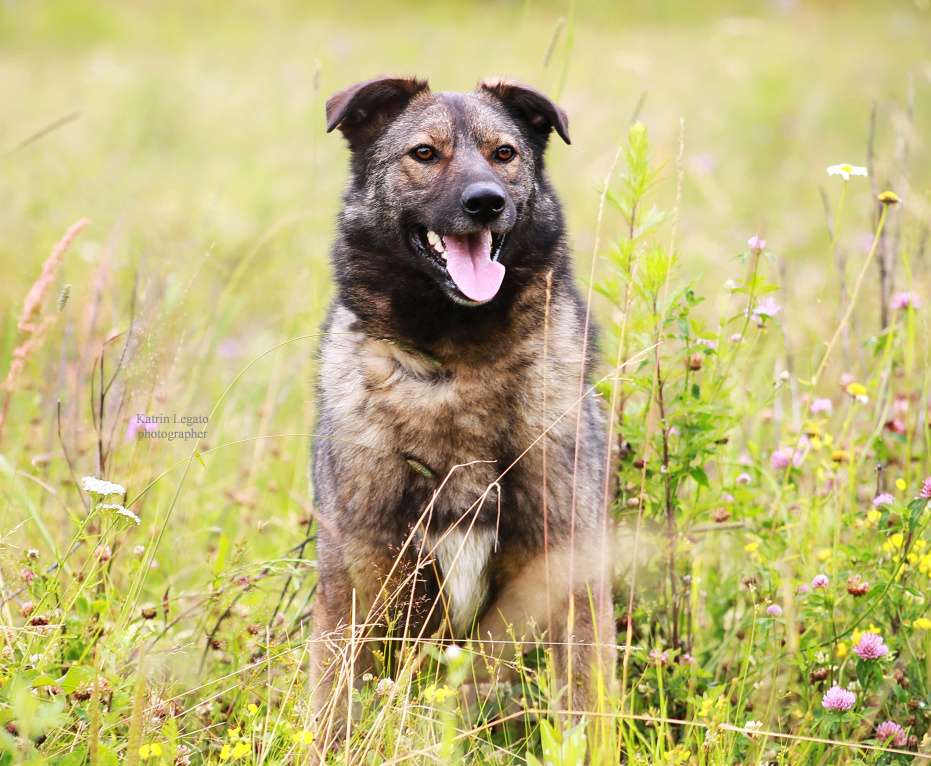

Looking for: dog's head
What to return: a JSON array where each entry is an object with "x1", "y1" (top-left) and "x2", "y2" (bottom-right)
[{"x1": 326, "y1": 76, "x2": 569, "y2": 308}]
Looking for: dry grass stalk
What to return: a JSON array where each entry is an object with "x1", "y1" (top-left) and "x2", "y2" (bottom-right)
[{"x1": 0, "y1": 217, "x2": 89, "y2": 443}]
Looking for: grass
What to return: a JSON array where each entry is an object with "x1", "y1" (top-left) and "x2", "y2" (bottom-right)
[{"x1": 1, "y1": 0, "x2": 931, "y2": 763}]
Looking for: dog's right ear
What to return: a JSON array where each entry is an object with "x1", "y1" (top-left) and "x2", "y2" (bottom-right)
[{"x1": 326, "y1": 76, "x2": 429, "y2": 150}]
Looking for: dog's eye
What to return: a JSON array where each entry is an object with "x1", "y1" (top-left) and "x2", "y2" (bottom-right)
[
  {"x1": 494, "y1": 145, "x2": 516, "y2": 162},
  {"x1": 410, "y1": 145, "x2": 436, "y2": 162}
]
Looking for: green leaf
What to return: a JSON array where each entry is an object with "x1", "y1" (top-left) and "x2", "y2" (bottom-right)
[
  {"x1": 58, "y1": 666, "x2": 96, "y2": 695},
  {"x1": 690, "y1": 467, "x2": 710, "y2": 489}
]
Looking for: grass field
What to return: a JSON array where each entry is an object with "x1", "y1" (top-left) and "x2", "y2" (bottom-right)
[{"x1": 2, "y1": 1, "x2": 931, "y2": 763}]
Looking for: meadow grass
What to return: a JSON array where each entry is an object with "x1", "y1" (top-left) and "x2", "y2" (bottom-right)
[{"x1": 1, "y1": 1, "x2": 931, "y2": 763}]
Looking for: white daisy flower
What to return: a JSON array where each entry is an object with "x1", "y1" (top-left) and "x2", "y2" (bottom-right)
[
  {"x1": 81, "y1": 476, "x2": 126, "y2": 496},
  {"x1": 99, "y1": 502, "x2": 140, "y2": 525},
  {"x1": 826, "y1": 163, "x2": 868, "y2": 181}
]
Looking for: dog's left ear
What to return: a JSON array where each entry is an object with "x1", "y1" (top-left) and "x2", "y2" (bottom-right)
[
  {"x1": 479, "y1": 78, "x2": 570, "y2": 146},
  {"x1": 326, "y1": 76, "x2": 429, "y2": 150}
]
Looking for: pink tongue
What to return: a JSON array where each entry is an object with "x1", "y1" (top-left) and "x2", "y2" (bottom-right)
[{"x1": 443, "y1": 229, "x2": 505, "y2": 303}]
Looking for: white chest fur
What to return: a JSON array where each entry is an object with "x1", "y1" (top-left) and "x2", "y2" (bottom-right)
[{"x1": 427, "y1": 526, "x2": 496, "y2": 634}]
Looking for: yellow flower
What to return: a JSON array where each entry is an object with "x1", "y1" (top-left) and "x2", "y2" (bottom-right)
[
  {"x1": 878, "y1": 190, "x2": 900, "y2": 205},
  {"x1": 896, "y1": 478, "x2": 907, "y2": 491},
  {"x1": 883, "y1": 532, "x2": 905, "y2": 554},
  {"x1": 423, "y1": 684, "x2": 455, "y2": 704},
  {"x1": 247, "y1": 703, "x2": 259, "y2": 716},
  {"x1": 919, "y1": 554, "x2": 931, "y2": 575},
  {"x1": 914, "y1": 617, "x2": 931, "y2": 630},
  {"x1": 836, "y1": 642, "x2": 848, "y2": 658},
  {"x1": 845, "y1": 382, "x2": 867, "y2": 398},
  {"x1": 816, "y1": 548, "x2": 831, "y2": 562},
  {"x1": 866, "y1": 509, "x2": 882, "y2": 526},
  {"x1": 293, "y1": 730, "x2": 315, "y2": 745},
  {"x1": 228, "y1": 726, "x2": 240, "y2": 740},
  {"x1": 231, "y1": 742, "x2": 250, "y2": 758},
  {"x1": 744, "y1": 541, "x2": 759, "y2": 554},
  {"x1": 219, "y1": 744, "x2": 232, "y2": 761},
  {"x1": 139, "y1": 743, "x2": 163, "y2": 760},
  {"x1": 831, "y1": 449, "x2": 850, "y2": 463}
]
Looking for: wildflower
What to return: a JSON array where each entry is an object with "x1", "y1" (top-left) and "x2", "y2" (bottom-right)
[
  {"x1": 885, "y1": 418, "x2": 907, "y2": 435},
  {"x1": 227, "y1": 726, "x2": 240, "y2": 739},
  {"x1": 139, "y1": 743, "x2": 163, "y2": 760},
  {"x1": 810, "y1": 398, "x2": 833, "y2": 415},
  {"x1": 744, "y1": 541, "x2": 759, "y2": 554},
  {"x1": 247, "y1": 703, "x2": 259, "y2": 715},
  {"x1": 375, "y1": 677, "x2": 394, "y2": 696},
  {"x1": 423, "y1": 684, "x2": 455, "y2": 704},
  {"x1": 845, "y1": 382, "x2": 869, "y2": 404},
  {"x1": 99, "y1": 502, "x2": 141, "y2": 525},
  {"x1": 133, "y1": 544, "x2": 146, "y2": 556},
  {"x1": 836, "y1": 641, "x2": 848, "y2": 658},
  {"x1": 816, "y1": 548, "x2": 831, "y2": 562},
  {"x1": 20, "y1": 568, "x2": 35, "y2": 584},
  {"x1": 866, "y1": 509, "x2": 882, "y2": 526},
  {"x1": 831, "y1": 449, "x2": 850, "y2": 463},
  {"x1": 723, "y1": 279, "x2": 739, "y2": 291},
  {"x1": 896, "y1": 478, "x2": 907, "y2": 491},
  {"x1": 822, "y1": 685, "x2": 856, "y2": 711},
  {"x1": 219, "y1": 741, "x2": 250, "y2": 760},
  {"x1": 884, "y1": 532, "x2": 905, "y2": 554},
  {"x1": 26, "y1": 548, "x2": 39, "y2": 560},
  {"x1": 95, "y1": 545, "x2": 112, "y2": 562},
  {"x1": 846, "y1": 576, "x2": 869, "y2": 597},
  {"x1": 730, "y1": 332, "x2": 743, "y2": 343},
  {"x1": 747, "y1": 235, "x2": 766, "y2": 254},
  {"x1": 878, "y1": 190, "x2": 900, "y2": 205},
  {"x1": 292, "y1": 730, "x2": 314, "y2": 745},
  {"x1": 875, "y1": 720, "x2": 907, "y2": 746},
  {"x1": 873, "y1": 493, "x2": 895, "y2": 507},
  {"x1": 826, "y1": 163, "x2": 868, "y2": 181},
  {"x1": 771, "y1": 447, "x2": 793, "y2": 471},
  {"x1": 712, "y1": 507, "x2": 731, "y2": 523},
  {"x1": 913, "y1": 617, "x2": 931, "y2": 630},
  {"x1": 766, "y1": 604, "x2": 783, "y2": 617},
  {"x1": 811, "y1": 574, "x2": 829, "y2": 589},
  {"x1": 649, "y1": 648, "x2": 669, "y2": 665},
  {"x1": 736, "y1": 472, "x2": 752, "y2": 486},
  {"x1": 854, "y1": 632, "x2": 889, "y2": 660},
  {"x1": 126, "y1": 414, "x2": 158, "y2": 441},
  {"x1": 892, "y1": 291, "x2": 921, "y2": 311},
  {"x1": 920, "y1": 478, "x2": 931, "y2": 500},
  {"x1": 797, "y1": 583, "x2": 811, "y2": 595},
  {"x1": 751, "y1": 296, "x2": 781, "y2": 323},
  {"x1": 81, "y1": 476, "x2": 126, "y2": 497}
]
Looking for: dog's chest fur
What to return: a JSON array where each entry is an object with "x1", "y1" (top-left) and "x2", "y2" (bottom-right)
[{"x1": 316, "y1": 301, "x2": 590, "y2": 630}]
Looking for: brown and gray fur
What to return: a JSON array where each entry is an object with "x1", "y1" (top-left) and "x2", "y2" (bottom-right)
[{"x1": 310, "y1": 76, "x2": 614, "y2": 747}]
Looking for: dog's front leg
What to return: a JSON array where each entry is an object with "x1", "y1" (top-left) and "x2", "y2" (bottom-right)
[{"x1": 308, "y1": 550, "x2": 377, "y2": 760}]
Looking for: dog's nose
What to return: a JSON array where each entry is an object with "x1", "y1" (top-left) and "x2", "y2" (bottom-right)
[{"x1": 461, "y1": 182, "x2": 506, "y2": 223}]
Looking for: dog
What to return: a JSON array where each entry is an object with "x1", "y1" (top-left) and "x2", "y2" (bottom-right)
[{"x1": 310, "y1": 76, "x2": 614, "y2": 746}]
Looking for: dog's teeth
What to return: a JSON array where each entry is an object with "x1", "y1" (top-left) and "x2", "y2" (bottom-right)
[{"x1": 427, "y1": 230, "x2": 440, "y2": 246}]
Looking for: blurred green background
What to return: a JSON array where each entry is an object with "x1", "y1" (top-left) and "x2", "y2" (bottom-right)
[{"x1": 1, "y1": 0, "x2": 929, "y2": 568}]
